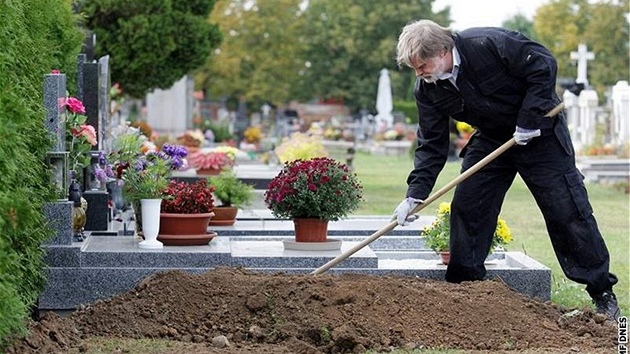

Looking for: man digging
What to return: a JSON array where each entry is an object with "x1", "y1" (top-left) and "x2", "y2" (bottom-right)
[{"x1": 393, "y1": 19, "x2": 620, "y2": 321}]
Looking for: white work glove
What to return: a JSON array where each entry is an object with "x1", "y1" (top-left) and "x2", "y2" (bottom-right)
[
  {"x1": 513, "y1": 126, "x2": 541, "y2": 145},
  {"x1": 393, "y1": 197, "x2": 423, "y2": 226}
]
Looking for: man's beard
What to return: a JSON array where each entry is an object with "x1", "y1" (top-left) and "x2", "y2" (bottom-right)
[
  {"x1": 421, "y1": 59, "x2": 447, "y2": 84},
  {"x1": 422, "y1": 75, "x2": 440, "y2": 84}
]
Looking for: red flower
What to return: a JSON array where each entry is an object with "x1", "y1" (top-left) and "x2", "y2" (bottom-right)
[{"x1": 65, "y1": 97, "x2": 86, "y2": 114}]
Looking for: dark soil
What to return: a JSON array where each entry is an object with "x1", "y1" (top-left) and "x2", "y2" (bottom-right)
[{"x1": 5, "y1": 267, "x2": 618, "y2": 353}]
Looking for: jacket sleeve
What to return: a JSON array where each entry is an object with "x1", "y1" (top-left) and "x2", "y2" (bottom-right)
[
  {"x1": 405, "y1": 90, "x2": 451, "y2": 200},
  {"x1": 497, "y1": 32, "x2": 559, "y2": 129}
]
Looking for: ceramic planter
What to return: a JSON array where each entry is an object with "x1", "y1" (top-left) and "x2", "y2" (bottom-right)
[
  {"x1": 157, "y1": 212, "x2": 216, "y2": 246},
  {"x1": 293, "y1": 218, "x2": 328, "y2": 242},
  {"x1": 209, "y1": 206, "x2": 238, "y2": 226}
]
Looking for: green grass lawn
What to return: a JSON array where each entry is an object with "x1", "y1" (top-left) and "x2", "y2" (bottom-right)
[{"x1": 350, "y1": 151, "x2": 630, "y2": 315}]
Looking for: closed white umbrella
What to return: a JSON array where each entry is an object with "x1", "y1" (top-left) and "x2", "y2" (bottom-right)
[{"x1": 375, "y1": 68, "x2": 393, "y2": 130}]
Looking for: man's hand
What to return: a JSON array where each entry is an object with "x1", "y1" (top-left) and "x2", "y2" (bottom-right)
[
  {"x1": 513, "y1": 126, "x2": 541, "y2": 145},
  {"x1": 393, "y1": 197, "x2": 423, "y2": 226}
]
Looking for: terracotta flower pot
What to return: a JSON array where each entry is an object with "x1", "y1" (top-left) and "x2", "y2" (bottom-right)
[
  {"x1": 209, "y1": 206, "x2": 238, "y2": 226},
  {"x1": 439, "y1": 251, "x2": 450, "y2": 265},
  {"x1": 196, "y1": 168, "x2": 222, "y2": 176},
  {"x1": 293, "y1": 218, "x2": 328, "y2": 242},
  {"x1": 157, "y1": 212, "x2": 216, "y2": 246}
]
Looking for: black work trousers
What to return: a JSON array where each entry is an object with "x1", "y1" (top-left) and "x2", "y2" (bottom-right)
[{"x1": 444, "y1": 126, "x2": 618, "y2": 297}]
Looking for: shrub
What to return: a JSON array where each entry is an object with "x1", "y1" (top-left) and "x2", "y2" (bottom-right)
[
  {"x1": 209, "y1": 171, "x2": 254, "y2": 208},
  {"x1": 0, "y1": 0, "x2": 83, "y2": 347}
]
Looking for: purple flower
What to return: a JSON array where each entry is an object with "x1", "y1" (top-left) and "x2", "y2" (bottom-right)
[
  {"x1": 163, "y1": 143, "x2": 188, "y2": 158},
  {"x1": 94, "y1": 165, "x2": 109, "y2": 182},
  {"x1": 98, "y1": 152, "x2": 107, "y2": 165}
]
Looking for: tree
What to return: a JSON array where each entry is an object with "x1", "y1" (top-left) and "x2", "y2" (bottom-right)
[
  {"x1": 81, "y1": 0, "x2": 223, "y2": 98},
  {"x1": 196, "y1": 0, "x2": 450, "y2": 113},
  {"x1": 295, "y1": 0, "x2": 450, "y2": 112},
  {"x1": 533, "y1": 0, "x2": 629, "y2": 97},
  {"x1": 502, "y1": 13, "x2": 536, "y2": 41},
  {"x1": 197, "y1": 0, "x2": 307, "y2": 108}
]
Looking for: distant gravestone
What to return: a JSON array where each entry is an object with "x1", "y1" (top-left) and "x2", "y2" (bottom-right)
[
  {"x1": 570, "y1": 44, "x2": 594, "y2": 86},
  {"x1": 146, "y1": 75, "x2": 192, "y2": 136},
  {"x1": 234, "y1": 98, "x2": 250, "y2": 141},
  {"x1": 611, "y1": 81, "x2": 630, "y2": 147}
]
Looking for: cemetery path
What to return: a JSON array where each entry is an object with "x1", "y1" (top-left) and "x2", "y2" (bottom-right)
[{"x1": 7, "y1": 267, "x2": 617, "y2": 353}]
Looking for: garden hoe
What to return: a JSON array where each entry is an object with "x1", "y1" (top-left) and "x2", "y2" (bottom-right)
[{"x1": 311, "y1": 102, "x2": 565, "y2": 276}]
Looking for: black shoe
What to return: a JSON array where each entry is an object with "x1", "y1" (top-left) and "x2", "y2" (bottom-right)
[{"x1": 592, "y1": 291, "x2": 621, "y2": 321}]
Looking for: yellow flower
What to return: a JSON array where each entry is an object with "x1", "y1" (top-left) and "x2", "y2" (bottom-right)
[
  {"x1": 494, "y1": 218, "x2": 513, "y2": 244},
  {"x1": 212, "y1": 146, "x2": 239, "y2": 161},
  {"x1": 421, "y1": 202, "x2": 513, "y2": 253},
  {"x1": 455, "y1": 121, "x2": 475, "y2": 134},
  {"x1": 437, "y1": 202, "x2": 450, "y2": 215}
]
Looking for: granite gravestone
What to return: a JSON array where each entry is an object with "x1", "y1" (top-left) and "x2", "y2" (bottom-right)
[
  {"x1": 79, "y1": 57, "x2": 109, "y2": 231},
  {"x1": 42, "y1": 72, "x2": 74, "y2": 245}
]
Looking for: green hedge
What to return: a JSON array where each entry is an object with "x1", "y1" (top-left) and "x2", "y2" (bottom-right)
[
  {"x1": 393, "y1": 100, "x2": 418, "y2": 124},
  {"x1": 0, "y1": 0, "x2": 83, "y2": 349}
]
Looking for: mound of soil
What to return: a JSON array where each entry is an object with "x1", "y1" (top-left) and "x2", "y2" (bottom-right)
[{"x1": 5, "y1": 267, "x2": 617, "y2": 353}]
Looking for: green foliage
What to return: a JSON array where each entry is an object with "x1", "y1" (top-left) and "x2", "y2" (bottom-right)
[
  {"x1": 204, "y1": 119, "x2": 233, "y2": 143},
  {"x1": 81, "y1": 0, "x2": 223, "y2": 98},
  {"x1": 534, "y1": 0, "x2": 629, "y2": 98},
  {"x1": 200, "y1": 0, "x2": 451, "y2": 113},
  {"x1": 200, "y1": 0, "x2": 308, "y2": 105},
  {"x1": 0, "y1": 0, "x2": 83, "y2": 347},
  {"x1": 393, "y1": 100, "x2": 418, "y2": 124},
  {"x1": 209, "y1": 171, "x2": 255, "y2": 208},
  {"x1": 501, "y1": 13, "x2": 536, "y2": 41},
  {"x1": 296, "y1": 0, "x2": 449, "y2": 111}
]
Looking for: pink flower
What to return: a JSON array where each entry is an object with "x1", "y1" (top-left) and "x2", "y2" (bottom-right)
[
  {"x1": 72, "y1": 124, "x2": 97, "y2": 146},
  {"x1": 51, "y1": 69, "x2": 60, "y2": 74},
  {"x1": 65, "y1": 97, "x2": 86, "y2": 114}
]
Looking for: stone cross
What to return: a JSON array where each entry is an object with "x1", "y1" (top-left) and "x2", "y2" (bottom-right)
[{"x1": 570, "y1": 44, "x2": 595, "y2": 86}]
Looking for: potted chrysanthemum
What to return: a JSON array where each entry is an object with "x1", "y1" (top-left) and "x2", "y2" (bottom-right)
[
  {"x1": 264, "y1": 157, "x2": 363, "y2": 242},
  {"x1": 422, "y1": 202, "x2": 513, "y2": 264}
]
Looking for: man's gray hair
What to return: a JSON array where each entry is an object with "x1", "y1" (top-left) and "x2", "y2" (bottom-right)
[{"x1": 396, "y1": 19, "x2": 454, "y2": 68}]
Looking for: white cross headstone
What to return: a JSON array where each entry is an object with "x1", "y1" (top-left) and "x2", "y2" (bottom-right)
[{"x1": 570, "y1": 44, "x2": 595, "y2": 86}]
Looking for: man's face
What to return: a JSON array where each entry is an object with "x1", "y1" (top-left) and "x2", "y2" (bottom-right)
[{"x1": 410, "y1": 52, "x2": 449, "y2": 84}]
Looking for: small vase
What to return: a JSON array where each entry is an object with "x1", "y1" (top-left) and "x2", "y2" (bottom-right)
[
  {"x1": 293, "y1": 218, "x2": 328, "y2": 242},
  {"x1": 138, "y1": 199, "x2": 163, "y2": 249},
  {"x1": 439, "y1": 251, "x2": 450, "y2": 265}
]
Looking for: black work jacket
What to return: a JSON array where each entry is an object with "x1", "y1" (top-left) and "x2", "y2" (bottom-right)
[{"x1": 406, "y1": 27, "x2": 564, "y2": 200}]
